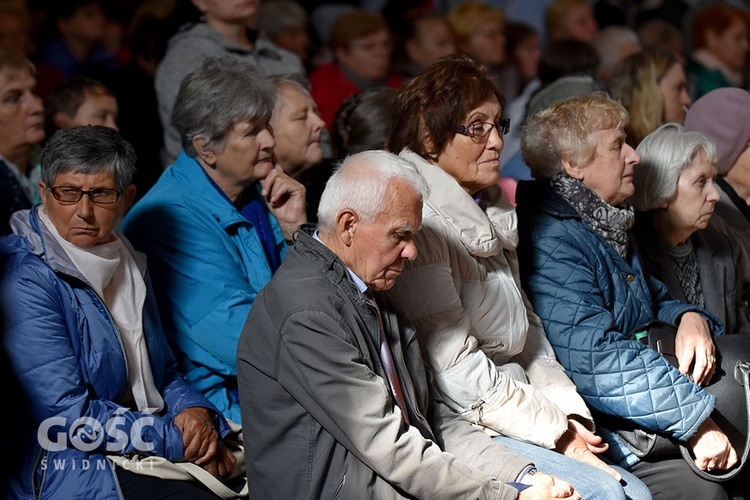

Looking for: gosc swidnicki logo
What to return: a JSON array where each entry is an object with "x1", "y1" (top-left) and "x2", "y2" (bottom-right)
[{"x1": 38, "y1": 409, "x2": 156, "y2": 453}]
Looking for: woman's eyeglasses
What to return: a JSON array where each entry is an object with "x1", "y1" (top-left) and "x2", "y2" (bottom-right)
[
  {"x1": 455, "y1": 118, "x2": 511, "y2": 140},
  {"x1": 50, "y1": 186, "x2": 123, "y2": 205}
]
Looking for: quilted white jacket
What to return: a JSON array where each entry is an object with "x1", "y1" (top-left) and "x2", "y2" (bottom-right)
[{"x1": 387, "y1": 149, "x2": 593, "y2": 449}]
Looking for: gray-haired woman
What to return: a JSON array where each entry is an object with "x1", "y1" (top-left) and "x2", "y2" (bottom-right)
[
  {"x1": 516, "y1": 93, "x2": 736, "y2": 499},
  {"x1": 630, "y1": 122, "x2": 750, "y2": 336},
  {"x1": 124, "y1": 57, "x2": 307, "y2": 424},
  {"x1": 1, "y1": 126, "x2": 234, "y2": 499}
]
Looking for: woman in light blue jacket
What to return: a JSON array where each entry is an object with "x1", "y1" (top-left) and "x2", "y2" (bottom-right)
[{"x1": 124, "y1": 57, "x2": 307, "y2": 423}]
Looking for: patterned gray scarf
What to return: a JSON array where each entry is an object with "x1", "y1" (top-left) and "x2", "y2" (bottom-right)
[{"x1": 549, "y1": 174, "x2": 634, "y2": 259}]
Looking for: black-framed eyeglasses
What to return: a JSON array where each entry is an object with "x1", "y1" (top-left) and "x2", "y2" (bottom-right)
[
  {"x1": 50, "y1": 186, "x2": 123, "y2": 205},
  {"x1": 455, "y1": 118, "x2": 511, "y2": 140}
]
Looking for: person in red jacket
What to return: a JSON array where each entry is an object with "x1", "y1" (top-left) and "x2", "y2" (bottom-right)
[{"x1": 309, "y1": 10, "x2": 401, "y2": 129}]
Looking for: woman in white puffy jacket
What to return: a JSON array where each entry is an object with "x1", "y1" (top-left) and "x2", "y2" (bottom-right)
[{"x1": 385, "y1": 54, "x2": 651, "y2": 500}]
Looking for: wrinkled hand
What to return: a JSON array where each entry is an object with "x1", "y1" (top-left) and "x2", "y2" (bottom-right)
[
  {"x1": 174, "y1": 407, "x2": 220, "y2": 465},
  {"x1": 675, "y1": 312, "x2": 715, "y2": 385},
  {"x1": 259, "y1": 164, "x2": 307, "y2": 240},
  {"x1": 688, "y1": 417, "x2": 738, "y2": 472},
  {"x1": 200, "y1": 440, "x2": 237, "y2": 480},
  {"x1": 556, "y1": 419, "x2": 621, "y2": 481},
  {"x1": 518, "y1": 472, "x2": 580, "y2": 500}
]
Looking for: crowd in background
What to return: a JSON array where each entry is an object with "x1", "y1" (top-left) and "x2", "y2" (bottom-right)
[{"x1": 2, "y1": 0, "x2": 749, "y2": 217}]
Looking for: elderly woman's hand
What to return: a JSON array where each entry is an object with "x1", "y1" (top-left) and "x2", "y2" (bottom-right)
[
  {"x1": 688, "y1": 417, "x2": 738, "y2": 472},
  {"x1": 260, "y1": 164, "x2": 307, "y2": 240},
  {"x1": 675, "y1": 311, "x2": 716, "y2": 385},
  {"x1": 174, "y1": 406, "x2": 220, "y2": 464}
]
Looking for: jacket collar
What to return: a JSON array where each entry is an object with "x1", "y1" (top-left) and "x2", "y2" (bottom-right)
[
  {"x1": 7, "y1": 206, "x2": 147, "y2": 283},
  {"x1": 294, "y1": 224, "x2": 368, "y2": 304},
  {"x1": 171, "y1": 152, "x2": 255, "y2": 229},
  {"x1": 399, "y1": 149, "x2": 518, "y2": 257},
  {"x1": 516, "y1": 179, "x2": 582, "y2": 220}
]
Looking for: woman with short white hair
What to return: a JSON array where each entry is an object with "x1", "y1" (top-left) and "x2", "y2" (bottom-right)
[{"x1": 630, "y1": 122, "x2": 750, "y2": 336}]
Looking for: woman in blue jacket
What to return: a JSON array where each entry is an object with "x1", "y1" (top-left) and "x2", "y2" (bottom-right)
[
  {"x1": 0, "y1": 126, "x2": 234, "y2": 499},
  {"x1": 515, "y1": 93, "x2": 735, "y2": 499},
  {"x1": 123, "y1": 57, "x2": 307, "y2": 424}
]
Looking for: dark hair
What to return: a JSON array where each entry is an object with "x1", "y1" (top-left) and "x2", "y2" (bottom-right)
[
  {"x1": 329, "y1": 10, "x2": 388, "y2": 50},
  {"x1": 538, "y1": 39, "x2": 599, "y2": 85},
  {"x1": 41, "y1": 125, "x2": 136, "y2": 191},
  {"x1": 44, "y1": 77, "x2": 112, "y2": 137},
  {"x1": 389, "y1": 53, "x2": 503, "y2": 157},
  {"x1": 332, "y1": 87, "x2": 398, "y2": 157}
]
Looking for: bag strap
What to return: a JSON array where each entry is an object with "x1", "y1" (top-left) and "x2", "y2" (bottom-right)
[
  {"x1": 679, "y1": 361, "x2": 750, "y2": 482},
  {"x1": 173, "y1": 462, "x2": 249, "y2": 499}
]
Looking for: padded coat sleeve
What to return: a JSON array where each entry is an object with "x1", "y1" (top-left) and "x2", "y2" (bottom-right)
[{"x1": 522, "y1": 220, "x2": 716, "y2": 442}]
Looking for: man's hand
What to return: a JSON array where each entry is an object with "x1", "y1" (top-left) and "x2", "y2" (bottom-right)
[
  {"x1": 555, "y1": 419, "x2": 621, "y2": 481},
  {"x1": 174, "y1": 407, "x2": 220, "y2": 464},
  {"x1": 259, "y1": 164, "x2": 307, "y2": 240},
  {"x1": 518, "y1": 472, "x2": 580, "y2": 500},
  {"x1": 688, "y1": 417, "x2": 738, "y2": 472},
  {"x1": 675, "y1": 312, "x2": 715, "y2": 385}
]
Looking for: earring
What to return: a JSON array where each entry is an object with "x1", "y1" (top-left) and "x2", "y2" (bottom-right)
[{"x1": 428, "y1": 152, "x2": 437, "y2": 159}]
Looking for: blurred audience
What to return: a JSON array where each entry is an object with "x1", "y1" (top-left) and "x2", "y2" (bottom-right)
[
  {"x1": 308, "y1": 10, "x2": 401, "y2": 129},
  {"x1": 592, "y1": 25, "x2": 641, "y2": 87},
  {"x1": 447, "y1": 1, "x2": 506, "y2": 86},
  {"x1": 44, "y1": 76, "x2": 118, "y2": 138},
  {"x1": 545, "y1": 0, "x2": 599, "y2": 43},
  {"x1": 257, "y1": 0, "x2": 311, "y2": 70},
  {"x1": 155, "y1": 0, "x2": 304, "y2": 163},
  {"x1": 331, "y1": 86, "x2": 397, "y2": 159},
  {"x1": 637, "y1": 18, "x2": 685, "y2": 65},
  {"x1": 685, "y1": 88, "x2": 750, "y2": 259},
  {"x1": 390, "y1": 7, "x2": 456, "y2": 82},
  {"x1": 686, "y1": 3, "x2": 750, "y2": 99},
  {"x1": 495, "y1": 22, "x2": 542, "y2": 103},
  {"x1": 0, "y1": 4, "x2": 62, "y2": 98},
  {"x1": 0, "y1": 49, "x2": 44, "y2": 235},
  {"x1": 108, "y1": 4, "x2": 173, "y2": 201},
  {"x1": 38, "y1": 0, "x2": 119, "y2": 81},
  {"x1": 609, "y1": 48, "x2": 691, "y2": 147}
]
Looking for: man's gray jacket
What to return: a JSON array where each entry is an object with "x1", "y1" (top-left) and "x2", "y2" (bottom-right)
[{"x1": 237, "y1": 225, "x2": 529, "y2": 499}]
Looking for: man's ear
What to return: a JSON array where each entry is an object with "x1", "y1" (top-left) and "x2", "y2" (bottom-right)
[
  {"x1": 192, "y1": 136, "x2": 216, "y2": 166},
  {"x1": 336, "y1": 209, "x2": 358, "y2": 247},
  {"x1": 562, "y1": 159, "x2": 584, "y2": 181}
]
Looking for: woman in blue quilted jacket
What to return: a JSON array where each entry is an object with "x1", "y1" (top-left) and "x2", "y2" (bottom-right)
[
  {"x1": 0, "y1": 126, "x2": 235, "y2": 499},
  {"x1": 515, "y1": 93, "x2": 735, "y2": 499}
]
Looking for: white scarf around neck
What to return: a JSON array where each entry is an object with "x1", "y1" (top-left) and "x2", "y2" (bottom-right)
[{"x1": 39, "y1": 207, "x2": 164, "y2": 413}]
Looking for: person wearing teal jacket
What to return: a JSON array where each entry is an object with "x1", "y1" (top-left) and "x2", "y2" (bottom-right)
[{"x1": 123, "y1": 58, "x2": 307, "y2": 423}]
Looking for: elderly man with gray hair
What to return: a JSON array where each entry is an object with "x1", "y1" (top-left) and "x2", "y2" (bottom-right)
[{"x1": 237, "y1": 149, "x2": 579, "y2": 499}]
